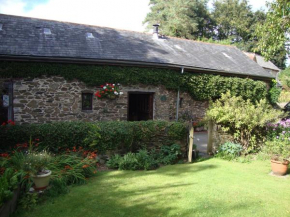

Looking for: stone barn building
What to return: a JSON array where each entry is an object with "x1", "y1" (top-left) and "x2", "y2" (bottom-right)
[{"x1": 0, "y1": 14, "x2": 274, "y2": 124}]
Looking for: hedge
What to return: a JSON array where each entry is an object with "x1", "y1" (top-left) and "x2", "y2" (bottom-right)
[
  {"x1": 0, "y1": 61, "x2": 268, "y2": 102},
  {"x1": 0, "y1": 121, "x2": 188, "y2": 154}
]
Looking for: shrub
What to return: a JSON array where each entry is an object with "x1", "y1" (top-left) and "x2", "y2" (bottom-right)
[
  {"x1": 216, "y1": 142, "x2": 243, "y2": 160},
  {"x1": 0, "y1": 121, "x2": 187, "y2": 154},
  {"x1": 0, "y1": 168, "x2": 18, "y2": 207},
  {"x1": 264, "y1": 131, "x2": 290, "y2": 162},
  {"x1": 48, "y1": 151, "x2": 98, "y2": 185},
  {"x1": 268, "y1": 80, "x2": 281, "y2": 104},
  {"x1": 108, "y1": 144, "x2": 182, "y2": 171},
  {"x1": 106, "y1": 154, "x2": 122, "y2": 169},
  {"x1": 118, "y1": 153, "x2": 139, "y2": 171},
  {"x1": 266, "y1": 118, "x2": 290, "y2": 140},
  {"x1": 0, "y1": 122, "x2": 100, "y2": 153},
  {"x1": 278, "y1": 90, "x2": 290, "y2": 103},
  {"x1": 206, "y1": 92, "x2": 283, "y2": 152},
  {"x1": 135, "y1": 150, "x2": 158, "y2": 170},
  {"x1": 97, "y1": 121, "x2": 187, "y2": 153},
  {"x1": 157, "y1": 144, "x2": 182, "y2": 165},
  {"x1": 278, "y1": 66, "x2": 290, "y2": 90}
]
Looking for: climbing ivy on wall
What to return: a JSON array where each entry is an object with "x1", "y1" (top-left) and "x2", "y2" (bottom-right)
[{"x1": 0, "y1": 61, "x2": 268, "y2": 102}]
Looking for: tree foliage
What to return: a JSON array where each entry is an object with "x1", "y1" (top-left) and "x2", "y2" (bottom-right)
[
  {"x1": 143, "y1": 0, "x2": 287, "y2": 69},
  {"x1": 211, "y1": 0, "x2": 254, "y2": 41},
  {"x1": 255, "y1": 0, "x2": 290, "y2": 62},
  {"x1": 206, "y1": 92, "x2": 283, "y2": 152},
  {"x1": 143, "y1": 0, "x2": 212, "y2": 39}
]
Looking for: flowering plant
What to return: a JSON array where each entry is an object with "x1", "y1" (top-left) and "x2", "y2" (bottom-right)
[
  {"x1": 265, "y1": 120, "x2": 290, "y2": 162},
  {"x1": 23, "y1": 138, "x2": 52, "y2": 175},
  {"x1": 267, "y1": 119, "x2": 290, "y2": 140},
  {"x1": 265, "y1": 132, "x2": 290, "y2": 162},
  {"x1": 1, "y1": 120, "x2": 15, "y2": 126},
  {"x1": 95, "y1": 83, "x2": 123, "y2": 99}
]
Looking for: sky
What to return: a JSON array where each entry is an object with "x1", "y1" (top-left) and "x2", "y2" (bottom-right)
[{"x1": 0, "y1": 0, "x2": 272, "y2": 32}]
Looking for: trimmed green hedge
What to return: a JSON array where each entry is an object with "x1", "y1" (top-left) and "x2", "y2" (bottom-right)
[
  {"x1": 0, "y1": 121, "x2": 188, "y2": 154},
  {"x1": 0, "y1": 61, "x2": 268, "y2": 102}
]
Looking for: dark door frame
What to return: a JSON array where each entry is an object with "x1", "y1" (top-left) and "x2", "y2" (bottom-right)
[{"x1": 127, "y1": 91, "x2": 154, "y2": 121}]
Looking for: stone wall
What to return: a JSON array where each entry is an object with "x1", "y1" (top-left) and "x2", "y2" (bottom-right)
[{"x1": 12, "y1": 76, "x2": 208, "y2": 124}]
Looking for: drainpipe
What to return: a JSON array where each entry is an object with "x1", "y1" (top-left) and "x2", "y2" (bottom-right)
[{"x1": 176, "y1": 67, "x2": 184, "y2": 121}]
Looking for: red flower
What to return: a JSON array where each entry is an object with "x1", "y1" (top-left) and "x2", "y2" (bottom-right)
[
  {"x1": 100, "y1": 85, "x2": 104, "y2": 88},
  {"x1": 1, "y1": 122, "x2": 6, "y2": 126},
  {"x1": 0, "y1": 153, "x2": 9, "y2": 158}
]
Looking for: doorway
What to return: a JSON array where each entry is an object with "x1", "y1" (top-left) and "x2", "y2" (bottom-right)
[{"x1": 128, "y1": 92, "x2": 153, "y2": 121}]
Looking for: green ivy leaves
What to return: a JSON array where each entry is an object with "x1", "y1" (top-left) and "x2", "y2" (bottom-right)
[{"x1": 0, "y1": 61, "x2": 267, "y2": 102}]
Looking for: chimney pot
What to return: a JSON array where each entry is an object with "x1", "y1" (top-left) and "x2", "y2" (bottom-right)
[{"x1": 153, "y1": 24, "x2": 159, "y2": 39}]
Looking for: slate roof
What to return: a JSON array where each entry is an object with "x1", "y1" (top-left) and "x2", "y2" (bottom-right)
[
  {"x1": 244, "y1": 52, "x2": 280, "y2": 72},
  {"x1": 0, "y1": 14, "x2": 274, "y2": 79},
  {"x1": 256, "y1": 55, "x2": 280, "y2": 72}
]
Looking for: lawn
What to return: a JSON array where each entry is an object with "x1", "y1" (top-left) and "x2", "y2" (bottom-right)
[{"x1": 16, "y1": 158, "x2": 290, "y2": 217}]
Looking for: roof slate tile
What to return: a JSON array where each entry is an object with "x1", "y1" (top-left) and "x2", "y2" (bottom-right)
[{"x1": 0, "y1": 14, "x2": 274, "y2": 78}]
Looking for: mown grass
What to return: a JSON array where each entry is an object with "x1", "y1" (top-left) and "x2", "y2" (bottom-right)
[{"x1": 16, "y1": 158, "x2": 290, "y2": 217}]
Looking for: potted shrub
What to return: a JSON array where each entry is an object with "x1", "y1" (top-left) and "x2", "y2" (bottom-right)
[
  {"x1": 24, "y1": 150, "x2": 52, "y2": 190},
  {"x1": 265, "y1": 134, "x2": 290, "y2": 176}
]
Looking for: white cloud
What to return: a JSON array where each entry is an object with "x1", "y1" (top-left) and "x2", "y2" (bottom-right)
[{"x1": 0, "y1": 0, "x2": 26, "y2": 15}]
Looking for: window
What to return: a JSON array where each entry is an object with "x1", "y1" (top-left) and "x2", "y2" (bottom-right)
[
  {"x1": 82, "y1": 93, "x2": 93, "y2": 110},
  {"x1": 86, "y1": 32, "x2": 94, "y2": 38},
  {"x1": 44, "y1": 28, "x2": 51, "y2": 35}
]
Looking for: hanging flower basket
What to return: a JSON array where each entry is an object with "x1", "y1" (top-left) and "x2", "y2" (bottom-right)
[{"x1": 95, "y1": 83, "x2": 123, "y2": 100}]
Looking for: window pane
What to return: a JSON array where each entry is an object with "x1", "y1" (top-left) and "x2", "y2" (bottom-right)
[{"x1": 82, "y1": 93, "x2": 93, "y2": 110}]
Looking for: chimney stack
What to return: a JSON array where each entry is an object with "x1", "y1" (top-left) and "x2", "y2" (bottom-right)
[{"x1": 153, "y1": 24, "x2": 159, "y2": 39}]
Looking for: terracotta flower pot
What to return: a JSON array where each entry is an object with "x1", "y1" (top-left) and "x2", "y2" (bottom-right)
[
  {"x1": 271, "y1": 160, "x2": 289, "y2": 176},
  {"x1": 32, "y1": 170, "x2": 52, "y2": 190}
]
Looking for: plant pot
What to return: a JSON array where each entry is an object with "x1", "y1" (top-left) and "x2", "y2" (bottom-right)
[
  {"x1": 271, "y1": 160, "x2": 289, "y2": 176},
  {"x1": 32, "y1": 170, "x2": 52, "y2": 190}
]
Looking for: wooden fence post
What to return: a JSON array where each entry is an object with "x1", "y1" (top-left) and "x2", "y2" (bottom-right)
[{"x1": 188, "y1": 126, "x2": 194, "y2": 162}]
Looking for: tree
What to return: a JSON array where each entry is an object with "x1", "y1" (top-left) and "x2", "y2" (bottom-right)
[
  {"x1": 255, "y1": 0, "x2": 290, "y2": 61},
  {"x1": 143, "y1": 0, "x2": 212, "y2": 39},
  {"x1": 211, "y1": 0, "x2": 254, "y2": 41}
]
